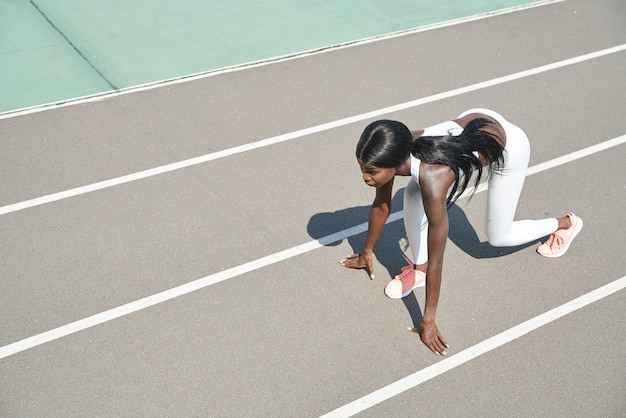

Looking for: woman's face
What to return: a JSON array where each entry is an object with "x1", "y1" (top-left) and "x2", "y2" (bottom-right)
[{"x1": 358, "y1": 159, "x2": 396, "y2": 188}]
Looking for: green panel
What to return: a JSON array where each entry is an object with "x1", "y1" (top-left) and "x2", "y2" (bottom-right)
[
  {"x1": 1, "y1": 0, "x2": 538, "y2": 113},
  {"x1": 0, "y1": 1, "x2": 111, "y2": 112}
]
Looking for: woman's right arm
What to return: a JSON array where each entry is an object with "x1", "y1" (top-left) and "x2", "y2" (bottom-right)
[{"x1": 339, "y1": 179, "x2": 393, "y2": 279}]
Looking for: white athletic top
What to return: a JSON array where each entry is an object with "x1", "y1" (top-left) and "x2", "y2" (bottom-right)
[{"x1": 410, "y1": 120, "x2": 464, "y2": 186}]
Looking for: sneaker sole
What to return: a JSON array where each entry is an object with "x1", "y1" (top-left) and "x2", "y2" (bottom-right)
[{"x1": 538, "y1": 216, "x2": 584, "y2": 258}]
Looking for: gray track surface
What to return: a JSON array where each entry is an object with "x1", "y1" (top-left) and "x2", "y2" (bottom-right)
[{"x1": 1, "y1": 0, "x2": 625, "y2": 416}]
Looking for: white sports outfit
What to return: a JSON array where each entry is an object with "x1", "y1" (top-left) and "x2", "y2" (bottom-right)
[{"x1": 404, "y1": 108, "x2": 558, "y2": 264}]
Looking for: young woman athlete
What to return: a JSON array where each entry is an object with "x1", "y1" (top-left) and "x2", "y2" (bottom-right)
[{"x1": 339, "y1": 109, "x2": 583, "y2": 356}]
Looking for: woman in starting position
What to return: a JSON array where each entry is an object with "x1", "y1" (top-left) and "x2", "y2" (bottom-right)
[{"x1": 339, "y1": 109, "x2": 583, "y2": 356}]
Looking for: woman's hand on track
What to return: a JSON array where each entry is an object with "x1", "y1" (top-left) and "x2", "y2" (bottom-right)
[
  {"x1": 408, "y1": 320, "x2": 449, "y2": 356},
  {"x1": 339, "y1": 253, "x2": 375, "y2": 280}
]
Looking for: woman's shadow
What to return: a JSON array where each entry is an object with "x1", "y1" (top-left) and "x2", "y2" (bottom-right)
[{"x1": 306, "y1": 187, "x2": 539, "y2": 328}]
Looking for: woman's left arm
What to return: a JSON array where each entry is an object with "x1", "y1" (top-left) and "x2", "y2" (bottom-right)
[{"x1": 416, "y1": 165, "x2": 455, "y2": 355}]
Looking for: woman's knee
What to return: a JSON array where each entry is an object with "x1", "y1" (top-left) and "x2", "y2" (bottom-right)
[
  {"x1": 486, "y1": 228, "x2": 514, "y2": 247},
  {"x1": 487, "y1": 235, "x2": 509, "y2": 247}
]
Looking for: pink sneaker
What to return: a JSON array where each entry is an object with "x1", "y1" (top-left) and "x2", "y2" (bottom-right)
[
  {"x1": 537, "y1": 213, "x2": 583, "y2": 258},
  {"x1": 384, "y1": 256, "x2": 426, "y2": 299}
]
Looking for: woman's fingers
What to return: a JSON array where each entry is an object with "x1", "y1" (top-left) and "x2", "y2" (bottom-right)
[
  {"x1": 438, "y1": 334, "x2": 450, "y2": 350},
  {"x1": 339, "y1": 254, "x2": 374, "y2": 279},
  {"x1": 413, "y1": 321, "x2": 449, "y2": 356},
  {"x1": 338, "y1": 254, "x2": 363, "y2": 268}
]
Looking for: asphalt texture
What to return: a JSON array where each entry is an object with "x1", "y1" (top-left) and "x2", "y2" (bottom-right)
[{"x1": 1, "y1": 0, "x2": 625, "y2": 416}]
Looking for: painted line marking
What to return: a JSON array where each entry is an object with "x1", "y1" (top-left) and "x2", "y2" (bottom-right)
[
  {"x1": 2, "y1": 44, "x2": 625, "y2": 216},
  {"x1": 320, "y1": 275, "x2": 626, "y2": 418},
  {"x1": 1, "y1": 0, "x2": 565, "y2": 119},
  {"x1": 0, "y1": 134, "x2": 624, "y2": 360}
]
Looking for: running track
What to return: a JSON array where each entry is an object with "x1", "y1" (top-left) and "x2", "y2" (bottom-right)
[{"x1": 1, "y1": 0, "x2": 624, "y2": 416}]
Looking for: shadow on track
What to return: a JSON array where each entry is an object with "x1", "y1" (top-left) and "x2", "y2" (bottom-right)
[{"x1": 307, "y1": 187, "x2": 539, "y2": 327}]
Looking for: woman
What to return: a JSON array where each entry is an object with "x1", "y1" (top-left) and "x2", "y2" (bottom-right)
[{"x1": 339, "y1": 109, "x2": 583, "y2": 356}]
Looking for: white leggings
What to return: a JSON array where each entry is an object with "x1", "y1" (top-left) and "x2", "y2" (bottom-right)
[{"x1": 404, "y1": 109, "x2": 558, "y2": 264}]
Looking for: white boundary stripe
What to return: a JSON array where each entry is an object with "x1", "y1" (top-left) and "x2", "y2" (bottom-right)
[
  {"x1": 467, "y1": 134, "x2": 626, "y2": 196},
  {"x1": 526, "y1": 135, "x2": 626, "y2": 175},
  {"x1": 0, "y1": 0, "x2": 565, "y2": 120},
  {"x1": 0, "y1": 134, "x2": 623, "y2": 360},
  {"x1": 320, "y1": 276, "x2": 626, "y2": 418},
  {"x1": 1, "y1": 44, "x2": 625, "y2": 216}
]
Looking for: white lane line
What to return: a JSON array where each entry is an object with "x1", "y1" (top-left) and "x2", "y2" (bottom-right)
[
  {"x1": 526, "y1": 135, "x2": 626, "y2": 175},
  {"x1": 2, "y1": 44, "x2": 625, "y2": 216},
  {"x1": 0, "y1": 0, "x2": 565, "y2": 120},
  {"x1": 0, "y1": 134, "x2": 624, "y2": 360},
  {"x1": 468, "y1": 134, "x2": 626, "y2": 196},
  {"x1": 320, "y1": 275, "x2": 626, "y2": 418}
]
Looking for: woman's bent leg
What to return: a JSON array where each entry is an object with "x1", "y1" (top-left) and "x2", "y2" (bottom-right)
[
  {"x1": 404, "y1": 179, "x2": 429, "y2": 263},
  {"x1": 486, "y1": 122, "x2": 558, "y2": 246}
]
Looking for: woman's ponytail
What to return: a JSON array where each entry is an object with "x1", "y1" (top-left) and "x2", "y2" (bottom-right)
[{"x1": 414, "y1": 118, "x2": 505, "y2": 206}]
